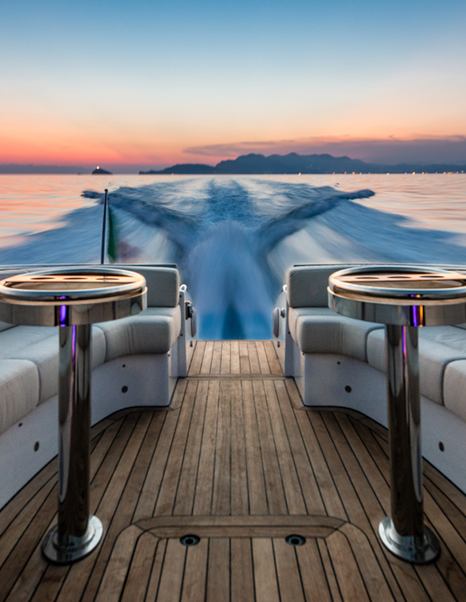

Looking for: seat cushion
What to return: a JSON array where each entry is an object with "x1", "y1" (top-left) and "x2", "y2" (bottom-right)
[
  {"x1": 0, "y1": 359, "x2": 40, "y2": 435},
  {"x1": 367, "y1": 326, "x2": 466, "y2": 404},
  {"x1": 96, "y1": 306, "x2": 182, "y2": 360},
  {"x1": 0, "y1": 326, "x2": 107, "y2": 403},
  {"x1": 0, "y1": 325, "x2": 56, "y2": 357},
  {"x1": 289, "y1": 308, "x2": 382, "y2": 362},
  {"x1": 443, "y1": 360, "x2": 466, "y2": 422},
  {"x1": 288, "y1": 307, "x2": 334, "y2": 341}
]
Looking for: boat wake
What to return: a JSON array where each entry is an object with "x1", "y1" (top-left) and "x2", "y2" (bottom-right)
[{"x1": 2, "y1": 177, "x2": 466, "y2": 338}]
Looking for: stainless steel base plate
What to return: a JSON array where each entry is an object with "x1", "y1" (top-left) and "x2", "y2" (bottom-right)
[
  {"x1": 41, "y1": 515, "x2": 103, "y2": 564},
  {"x1": 378, "y1": 517, "x2": 440, "y2": 564}
]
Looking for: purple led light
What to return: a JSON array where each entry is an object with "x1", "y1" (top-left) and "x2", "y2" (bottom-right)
[
  {"x1": 410, "y1": 305, "x2": 419, "y2": 327},
  {"x1": 71, "y1": 325, "x2": 77, "y2": 362},
  {"x1": 59, "y1": 305, "x2": 67, "y2": 327}
]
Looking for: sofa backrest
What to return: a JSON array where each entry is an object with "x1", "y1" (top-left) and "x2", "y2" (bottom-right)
[
  {"x1": 286, "y1": 265, "x2": 466, "y2": 334},
  {"x1": 131, "y1": 266, "x2": 180, "y2": 307},
  {"x1": 286, "y1": 264, "x2": 350, "y2": 308}
]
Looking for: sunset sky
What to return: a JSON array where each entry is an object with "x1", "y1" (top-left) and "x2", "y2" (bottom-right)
[{"x1": 1, "y1": 0, "x2": 466, "y2": 169}]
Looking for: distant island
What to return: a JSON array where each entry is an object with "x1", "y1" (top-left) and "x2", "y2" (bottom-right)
[
  {"x1": 139, "y1": 152, "x2": 466, "y2": 175},
  {"x1": 92, "y1": 165, "x2": 112, "y2": 175}
]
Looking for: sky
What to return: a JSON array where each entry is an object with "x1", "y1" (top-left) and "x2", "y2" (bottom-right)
[{"x1": 1, "y1": 0, "x2": 466, "y2": 170}]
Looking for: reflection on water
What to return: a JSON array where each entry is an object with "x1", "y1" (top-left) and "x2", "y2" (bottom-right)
[{"x1": 0, "y1": 174, "x2": 466, "y2": 338}]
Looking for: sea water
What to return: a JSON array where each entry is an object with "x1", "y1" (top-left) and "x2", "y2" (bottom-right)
[{"x1": 1, "y1": 173, "x2": 465, "y2": 338}]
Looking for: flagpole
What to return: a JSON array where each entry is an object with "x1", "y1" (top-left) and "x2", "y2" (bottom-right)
[{"x1": 100, "y1": 188, "x2": 109, "y2": 265}]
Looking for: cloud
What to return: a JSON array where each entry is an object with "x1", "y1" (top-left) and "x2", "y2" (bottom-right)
[{"x1": 184, "y1": 135, "x2": 466, "y2": 165}]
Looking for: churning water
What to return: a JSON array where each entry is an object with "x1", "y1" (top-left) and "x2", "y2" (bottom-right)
[{"x1": 1, "y1": 174, "x2": 466, "y2": 338}]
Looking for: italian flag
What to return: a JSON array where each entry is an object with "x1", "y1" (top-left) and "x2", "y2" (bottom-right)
[
  {"x1": 106, "y1": 204, "x2": 140, "y2": 262},
  {"x1": 107, "y1": 205, "x2": 119, "y2": 262}
]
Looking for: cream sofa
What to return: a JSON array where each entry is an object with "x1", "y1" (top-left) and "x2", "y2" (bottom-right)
[
  {"x1": 274, "y1": 264, "x2": 466, "y2": 492},
  {"x1": 0, "y1": 265, "x2": 194, "y2": 507}
]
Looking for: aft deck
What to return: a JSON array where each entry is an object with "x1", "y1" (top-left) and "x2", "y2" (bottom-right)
[{"x1": 0, "y1": 341, "x2": 464, "y2": 601}]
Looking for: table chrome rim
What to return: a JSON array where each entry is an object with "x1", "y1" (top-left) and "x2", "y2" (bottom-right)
[
  {"x1": 329, "y1": 264, "x2": 466, "y2": 301},
  {"x1": 0, "y1": 266, "x2": 146, "y2": 304}
]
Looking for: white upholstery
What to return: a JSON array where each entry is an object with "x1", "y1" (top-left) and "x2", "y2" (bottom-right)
[
  {"x1": 443, "y1": 360, "x2": 466, "y2": 422},
  {"x1": 287, "y1": 265, "x2": 345, "y2": 308},
  {"x1": 0, "y1": 359, "x2": 40, "y2": 435},
  {"x1": 133, "y1": 266, "x2": 180, "y2": 307},
  {"x1": 96, "y1": 306, "x2": 182, "y2": 360},
  {"x1": 288, "y1": 307, "x2": 382, "y2": 362},
  {"x1": 0, "y1": 326, "x2": 106, "y2": 403},
  {"x1": 285, "y1": 265, "x2": 466, "y2": 425},
  {"x1": 287, "y1": 307, "x2": 334, "y2": 341},
  {"x1": 367, "y1": 327, "x2": 466, "y2": 405},
  {"x1": 0, "y1": 325, "x2": 56, "y2": 355}
]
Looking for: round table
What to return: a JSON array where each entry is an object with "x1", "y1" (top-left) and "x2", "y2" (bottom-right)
[
  {"x1": 0, "y1": 267, "x2": 147, "y2": 564},
  {"x1": 328, "y1": 265, "x2": 466, "y2": 564}
]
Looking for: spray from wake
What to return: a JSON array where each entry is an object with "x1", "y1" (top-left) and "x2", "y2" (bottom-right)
[
  {"x1": 4, "y1": 177, "x2": 466, "y2": 339},
  {"x1": 83, "y1": 179, "x2": 376, "y2": 338}
]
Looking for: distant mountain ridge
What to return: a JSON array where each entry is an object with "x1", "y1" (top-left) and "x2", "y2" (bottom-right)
[{"x1": 140, "y1": 152, "x2": 466, "y2": 175}]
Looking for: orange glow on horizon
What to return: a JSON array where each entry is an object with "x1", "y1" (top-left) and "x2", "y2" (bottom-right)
[{"x1": 2, "y1": 118, "x2": 466, "y2": 168}]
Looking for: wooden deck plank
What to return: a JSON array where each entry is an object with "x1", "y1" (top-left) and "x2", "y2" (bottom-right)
[
  {"x1": 231, "y1": 538, "x2": 255, "y2": 602},
  {"x1": 313, "y1": 410, "x2": 418, "y2": 601},
  {"x1": 341, "y1": 412, "x2": 465, "y2": 599},
  {"x1": 206, "y1": 538, "x2": 230, "y2": 601},
  {"x1": 273, "y1": 380, "x2": 326, "y2": 515},
  {"x1": 155, "y1": 537, "x2": 186, "y2": 601},
  {"x1": 252, "y1": 379, "x2": 288, "y2": 514},
  {"x1": 263, "y1": 379, "x2": 307, "y2": 515},
  {"x1": 210, "y1": 341, "x2": 222, "y2": 374},
  {"x1": 247, "y1": 340, "x2": 261, "y2": 374},
  {"x1": 264, "y1": 340, "x2": 282, "y2": 375},
  {"x1": 180, "y1": 538, "x2": 208, "y2": 602},
  {"x1": 59, "y1": 412, "x2": 155, "y2": 602},
  {"x1": 95, "y1": 525, "x2": 142, "y2": 602},
  {"x1": 0, "y1": 340, "x2": 465, "y2": 601},
  {"x1": 173, "y1": 379, "x2": 209, "y2": 515},
  {"x1": 230, "y1": 341, "x2": 241, "y2": 374},
  {"x1": 252, "y1": 538, "x2": 281, "y2": 602},
  {"x1": 242, "y1": 380, "x2": 269, "y2": 515},
  {"x1": 326, "y1": 530, "x2": 370, "y2": 601},
  {"x1": 239, "y1": 340, "x2": 251, "y2": 374},
  {"x1": 200, "y1": 341, "x2": 214, "y2": 375},
  {"x1": 295, "y1": 539, "x2": 333, "y2": 602},
  {"x1": 230, "y1": 379, "x2": 249, "y2": 515},
  {"x1": 255, "y1": 341, "x2": 271, "y2": 374},
  {"x1": 133, "y1": 380, "x2": 187, "y2": 521},
  {"x1": 189, "y1": 341, "x2": 206, "y2": 375},
  {"x1": 273, "y1": 538, "x2": 306, "y2": 602},
  {"x1": 193, "y1": 380, "x2": 220, "y2": 515},
  {"x1": 2, "y1": 415, "x2": 139, "y2": 602},
  {"x1": 153, "y1": 380, "x2": 198, "y2": 516},
  {"x1": 211, "y1": 381, "x2": 232, "y2": 514},
  {"x1": 144, "y1": 539, "x2": 167, "y2": 602},
  {"x1": 120, "y1": 532, "x2": 159, "y2": 602},
  {"x1": 220, "y1": 341, "x2": 231, "y2": 374},
  {"x1": 82, "y1": 412, "x2": 168, "y2": 602},
  {"x1": 284, "y1": 379, "x2": 347, "y2": 519}
]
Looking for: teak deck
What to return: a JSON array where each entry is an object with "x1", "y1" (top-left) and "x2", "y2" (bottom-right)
[{"x1": 0, "y1": 340, "x2": 465, "y2": 601}]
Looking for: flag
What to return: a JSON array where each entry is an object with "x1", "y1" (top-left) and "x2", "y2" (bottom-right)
[{"x1": 107, "y1": 205, "x2": 119, "y2": 262}]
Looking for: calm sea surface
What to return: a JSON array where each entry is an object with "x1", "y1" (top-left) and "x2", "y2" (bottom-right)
[{"x1": 1, "y1": 173, "x2": 465, "y2": 337}]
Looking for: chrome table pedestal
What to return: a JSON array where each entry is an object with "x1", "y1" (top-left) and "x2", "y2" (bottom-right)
[
  {"x1": 0, "y1": 267, "x2": 147, "y2": 564},
  {"x1": 328, "y1": 265, "x2": 466, "y2": 564}
]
